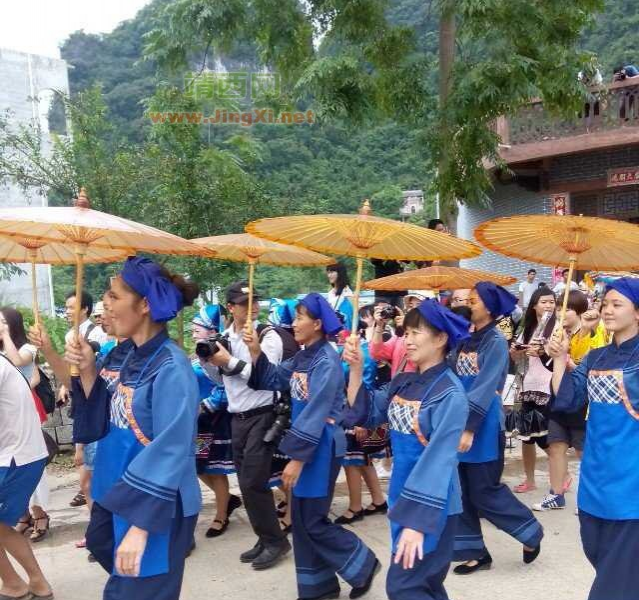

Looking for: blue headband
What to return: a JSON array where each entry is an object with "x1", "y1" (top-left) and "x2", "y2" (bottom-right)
[
  {"x1": 121, "y1": 256, "x2": 184, "y2": 323},
  {"x1": 417, "y1": 299, "x2": 471, "y2": 350},
  {"x1": 192, "y1": 304, "x2": 223, "y2": 332},
  {"x1": 606, "y1": 277, "x2": 639, "y2": 306},
  {"x1": 475, "y1": 281, "x2": 518, "y2": 318},
  {"x1": 299, "y1": 292, "x2": 343, "y2": 336}
]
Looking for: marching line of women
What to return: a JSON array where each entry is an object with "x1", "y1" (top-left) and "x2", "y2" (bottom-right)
[{"x1": 3, "y1": 254, "x2": 636, "y2": 600}]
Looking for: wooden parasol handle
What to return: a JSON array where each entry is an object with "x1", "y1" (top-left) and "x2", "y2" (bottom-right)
[
  {"x1": 70, "y1": 243, "x2": 88, "y2": 377},
  {"x1": 28, "y1": 250, "x2": 40, "y2": 328},
  {"x1": 349, "y1": 256, "x2": 364, "y2": 340},
  {"x1": 245, "y1": 258, "x2": 257, "y2": 335},
  {"x1": 557, "y1": 257, "x2": 577, "y2": 332}
]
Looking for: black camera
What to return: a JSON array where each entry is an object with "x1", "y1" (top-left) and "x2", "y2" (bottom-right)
[
  {"x1": 263, "y1": 394, "x2": 292, "y2": 445},
  {"x1": 379, "y1": 306, "x2": 399, "y2": 320},
  {"x1": 195, "y1": 333, "x2": 230, "y2": 360}
]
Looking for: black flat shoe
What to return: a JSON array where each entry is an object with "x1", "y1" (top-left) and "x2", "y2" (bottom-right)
[
  {"x1": 453, "y1": 553, "x2": 493, "y2": 575},
  {"x1": 349, "y1": 558, "x2": 381, "y2": 599},
  {"x1": 523, "y1": 543, "x2": 541, "y2": 564},
  {"x1": 334, "y1": 509, "x2": 365, "y2": 525},
  {"x1": 252, "y1": 539, "x2": 292, "y2": 570},
  {"x1": 206, "y1": 519, "x2": 229, "y2": 538},
  {"x1": 363, "y1": 501, "x2": 388, "y2": 516},
  {"x1": 228, "y1": 494, "x2": 242, "y2": 518},
  {"x1": 298, "y1": 586, "x2": 341, "y2": 600},
  {"x1": 240, "y1": 542, "x2": 263, "y2": 563}
]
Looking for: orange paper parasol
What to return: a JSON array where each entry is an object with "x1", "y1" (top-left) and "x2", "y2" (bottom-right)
[
  {"x1": 0, "y1": 189, "x2": 212, "y2": 372},
  {"x1": 190, "y1": 233, "x2": 333, "y2": 332},
  {"x1": 363, "y1": 265, "x2": 516, "y2": 292},
  {"x1": 475, "y1": 214, "x2": 639, "y2": 328},
  {"x1": 0, "y1": 237, "x2": 129, "y2": 326},
  {"x1": 247, "y1": 200, "x2": 482, "y2": 337}
]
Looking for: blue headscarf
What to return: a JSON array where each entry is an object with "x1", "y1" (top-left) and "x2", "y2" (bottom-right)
[
  {"x1": 606, "y1": 277, "x2": 639, "y2": 306},
  {"x1": 299, "y1": 292, "x2": 343, "y2": 336},
  {"x1": 417, "y1": 298, "x2": 471, "y2": 350},
  {"x1": 121, "y1": 256, "x2": 184, "y2": 323},
  {"x1": 192, "y1": 304, "x2": 223, "y2": 332},
  {"x1": 268, "y1": 298, "x2": 297, "y2": 328},
  {"x1": 475, "y1": 281, "x2": 518, "y2": 318}
]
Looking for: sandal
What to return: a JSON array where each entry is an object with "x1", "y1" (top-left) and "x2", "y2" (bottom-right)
[
  {"x1": 334, "y1": 508, "x2": 364, "y2": 525},
  {"x1": 513, "y1": 481, "x2": 537, "y2": 493},
  {"x1": 69, "y1": 491, "x2": 86, "y2": 507},
  {"x1": 205, "y1": 519, "x2": 229, "y2": 538},
  {"x1": 75, "y1": 538, "x2": 87, "y2": 549},
  {"x1": 363, "y1": 501, "x2": 388, "y2": 516},
  {"x1": 30, "y1": 514, "x2": 50, "y2": 543},
  {"x1": 279, "y1": 518, "x2": 292, "y2": 534},
  {"x1": 562, "y1": 476, "x2": 573, "y2": 494},
  {"x1": 15, "y1": 515, "x2": 33, "y2": 535},
  {"x1": 276, "y1": 500, "x2": 288, "y2": 518}
]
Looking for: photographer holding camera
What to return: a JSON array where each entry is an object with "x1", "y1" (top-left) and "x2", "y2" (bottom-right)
[
  {"x1": 207, "y1": 281, "x2": 290, "y2": 570},
  {"x1": 368, "y1": 293, "x2": 425, "y2": 376}
]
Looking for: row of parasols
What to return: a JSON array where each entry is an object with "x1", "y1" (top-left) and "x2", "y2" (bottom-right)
[{"x1": 1, "y1": 190, "x2": 638, "y2": 350}]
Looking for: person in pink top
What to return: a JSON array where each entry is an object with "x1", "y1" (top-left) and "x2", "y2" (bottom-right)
[{"x1": 369, "y1": 294, "x2": 425, "y2": 376}]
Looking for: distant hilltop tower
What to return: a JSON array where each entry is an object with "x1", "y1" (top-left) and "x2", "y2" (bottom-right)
[
  {"x1": 399, "y1": 189, "x2": 424, "y2": 218},
  {"x1": 0, "y1": 48, "x2": 70, "y2": 314}
]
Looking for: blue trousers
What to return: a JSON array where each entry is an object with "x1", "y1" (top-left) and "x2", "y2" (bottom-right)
[
  {"x1": 292, "y1": 458, "x2": 378, "y2": 599},
  {"x1": 580, "y1": 510, "x2": 639, "y2": 600},
  {"x1": 454, "y1": 435, "x2": 543, "y2": 561},
  {"x1": 86, "y1": 499, "x2": 197, "y2": 600},
  {"x1": 386, "y1": 516, "x2": 457, "y2": 600}
]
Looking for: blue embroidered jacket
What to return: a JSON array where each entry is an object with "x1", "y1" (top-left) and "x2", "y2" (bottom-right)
[
  {"x1": 73, "y1": 330, "x2": 201, "y2": 534},
  {"x1": 344, "y1": 362, "x2": 468, "y2": 538},
  {"x1": 553, "y1": 334, "x2": 639, "y2": 519},
  {"x1": 249, "y1": 339, "x2": 347, "y2": 462}
]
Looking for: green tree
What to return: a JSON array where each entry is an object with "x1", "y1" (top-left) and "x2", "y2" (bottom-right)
[{"x1": 145, "y1": 0, "x2": 603, "y2": 225}]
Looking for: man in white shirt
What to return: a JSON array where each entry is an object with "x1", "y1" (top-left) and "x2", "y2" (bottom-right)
[
  {"x1": 552, "y1": 269, "x2": 580, "y2": 297},
  {"x1": 518, "y1": 269, "x2": 538, "y2": 309},
  {"x1": 64, "y1": 290, "x2": 108, "y2": 348},
  {"x1": 209, "y1": 281, "x2": 290, "y2": 570},
  {"x1": 0, "y1": 355, "x2": 53, "y2": 599}
]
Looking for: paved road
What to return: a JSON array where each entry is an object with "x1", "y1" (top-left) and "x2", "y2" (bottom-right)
[{"x1": 30, "y1": 446, "x2": 591, "y2": 600}]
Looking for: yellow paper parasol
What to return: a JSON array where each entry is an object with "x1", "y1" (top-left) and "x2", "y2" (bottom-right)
[
  {"x1": 0, "y1": 189, "x2": 212, "y2": 372},
  {"x1": 190, "y1": 233, "x2": 333, "y2": 332},
  {"x1": 363, "y1": 265, "x2": 516, "y2": 292},
  {"x1": 475, "y1": 214, "x2": 639, "y2": 328},
  {"x1": 0, "y1": 237, "x2": 129, "y2": 326},
  {"x1": 247, "y1": 200, "x2": 482, "y2": 337}
]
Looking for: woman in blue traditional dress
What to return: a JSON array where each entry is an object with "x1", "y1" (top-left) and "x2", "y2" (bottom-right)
[
  {"x1": 452, "y1": 282, "x2": 543, "y2": 574},
  {"x1": 342, "y1": 299, "x2": 470, "y2": 600},
  {"x1": 44, "y1": 257, "x2": 202, "y2": 600},
  {"x1": 548, "y1": 277, "x2": 639, "y2": 600},
  {"x1": 191, "y1": 305, "x2": 242, "y2": 538},
  {"x1": 244, "y1": 292, "x2": 380, "y2": 600}
]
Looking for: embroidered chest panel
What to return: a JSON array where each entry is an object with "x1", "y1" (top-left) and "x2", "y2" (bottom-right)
[
  {"x1": 456, "y1": 351, "x2": 479, "y2": 377},
  {"x1": 388, "y1": 395, "x2": 428, "y2": 445}
]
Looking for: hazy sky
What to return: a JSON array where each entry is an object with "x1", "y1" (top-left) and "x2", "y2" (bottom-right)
[{"x1": 0, "y1": 0, "x2": 151, "y2": 59}]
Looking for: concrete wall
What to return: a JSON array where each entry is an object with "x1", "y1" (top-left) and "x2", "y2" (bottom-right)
[
  {"x1": 0, "y1": 48, "x2": 71, "y2": 314},
  {"x1": 457, "y1": 181, "x2": 555, "y2": 291}
]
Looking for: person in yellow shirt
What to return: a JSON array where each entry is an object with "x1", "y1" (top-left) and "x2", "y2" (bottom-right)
[{"x1": 533, "y1": 291, "x2": 608, "y2": 512}]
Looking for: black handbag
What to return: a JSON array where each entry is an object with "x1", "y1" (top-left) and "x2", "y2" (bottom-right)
[{"x1": 35, "y1": 368, "x2": 56, "y2": 414}]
